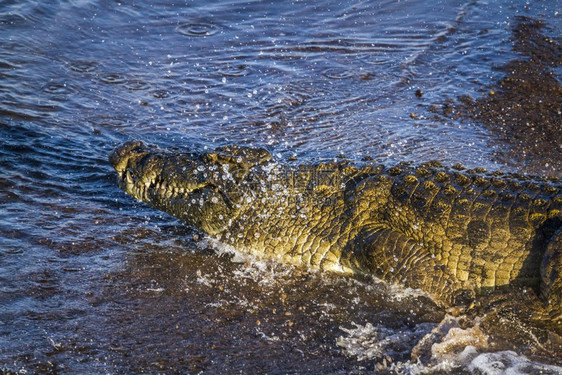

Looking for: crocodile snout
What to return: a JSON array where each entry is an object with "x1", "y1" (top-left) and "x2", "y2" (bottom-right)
[{"x1": 109, "y1": 140, "x2": 147, "y2": 173}]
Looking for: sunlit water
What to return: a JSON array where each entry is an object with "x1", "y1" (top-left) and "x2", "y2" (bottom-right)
[{"x1": 1, "y1": 0, "x2": 561, "y2": 373}]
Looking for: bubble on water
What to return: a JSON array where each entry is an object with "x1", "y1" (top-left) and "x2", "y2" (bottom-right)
[{"x1": 176, "y1": 23, "x2": 220, "y2": 37}]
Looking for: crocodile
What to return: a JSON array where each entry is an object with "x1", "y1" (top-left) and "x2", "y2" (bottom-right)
[{"x1": 110, "y1": 140, "x2": 562, "y2": 322}]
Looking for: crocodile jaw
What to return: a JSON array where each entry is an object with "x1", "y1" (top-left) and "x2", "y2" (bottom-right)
[
  {"x1": 110, "y1": 141, "x2": 254, "y2": 235},
  {"x1": 110, "y1": 141, "x2": 200, "y2": 202}
]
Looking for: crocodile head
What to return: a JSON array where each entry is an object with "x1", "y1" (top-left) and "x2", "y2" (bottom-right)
[{"x1": 110, "y1": 140, "x2": 273, "y2": 235}]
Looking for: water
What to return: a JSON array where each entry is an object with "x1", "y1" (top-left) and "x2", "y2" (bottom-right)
[{"x1": 1, "y1": 0, "x2": 561, "y2": 373}]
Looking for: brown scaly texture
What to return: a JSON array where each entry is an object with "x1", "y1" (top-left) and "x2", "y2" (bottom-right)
[{"x1": 110, "y1": 141, "x2": 562, "y2": 322}]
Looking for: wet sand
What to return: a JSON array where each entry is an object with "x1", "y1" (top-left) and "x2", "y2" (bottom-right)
[{"x1": 433, "y1": 17, "x2": 562, "y2": 175}]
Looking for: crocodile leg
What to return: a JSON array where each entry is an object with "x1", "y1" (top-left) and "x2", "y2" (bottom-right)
[
  {"x1": 541, "y1": 229, "x2": 562, "y2": 322},
  {"x1": 341, "y1": 227, "x2": 474, "y2": 306}
]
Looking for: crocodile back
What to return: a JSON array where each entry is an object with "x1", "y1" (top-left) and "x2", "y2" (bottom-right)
[{"x1": 380, "y1": 163, "x2": 561, "y2": 291}]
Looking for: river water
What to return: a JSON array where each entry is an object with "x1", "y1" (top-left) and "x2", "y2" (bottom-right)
[{"x1": 1, "y1": 1, "x2": 561, "y2": 374}]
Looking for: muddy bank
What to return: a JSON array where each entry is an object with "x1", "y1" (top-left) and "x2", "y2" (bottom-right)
[{"x1": 433, "y1": 17, "x2": 562, "y2": 175}]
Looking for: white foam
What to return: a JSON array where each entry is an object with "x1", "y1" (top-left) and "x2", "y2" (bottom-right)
[
  {"x1": 202, "y1": 236, "x2": 433, "y2": 302},
  {"x1": 145, "y1": 287, "x2": 165, "y2": 293},
  {"x1": 199, "y1": 235, "x2": 301, "y2": 287},
  {"x1": 336, "y1": 321, "x2": 436, "y2": 362},
  {"x1": 337, "y1": 317, "x2": 562, "y2": 374},
  {"x1": 197, "y1": 236, "x2": 250, "y2": 264},
  {"x1": 385, "y1": 280, "x2": 431, "y2": 302},
  {"x1": 429, "y1": 317, "x2": 488, "y2": 358},
  {"x1": 467, "y1": 351, "x2": 562, "y2": 375}
]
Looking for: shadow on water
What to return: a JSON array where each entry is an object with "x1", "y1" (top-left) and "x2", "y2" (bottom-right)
[{"x1": 1, "y1": 0, "x2": 561, "y2": 373}]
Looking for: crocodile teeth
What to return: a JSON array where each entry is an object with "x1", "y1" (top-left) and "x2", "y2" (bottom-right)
[{"x1": 125, "y1": 170, "x2": 134, "y2": 185}]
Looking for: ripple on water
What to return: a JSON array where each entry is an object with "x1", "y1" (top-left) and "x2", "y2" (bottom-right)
[
  {"x1": 42, "y1": 81, "x2": 74, "y2": 95},
  {"x1": 99, "y1": 73, "x2": 127, "y2": 85},
  {"x1": 0, "y1": 59, "x2": 18, "y2": 70},
  {"x1": 264, "y1": 86, "x2": 311, "y2": 111},
  {"x1": 0, "y1": 12, "x2": 27, "y2": 26},
  {"x1": 124, "y1": 79, "x2": 151, "y2": 91},
  {"x1": 176, "y1": 23, "x2": 220, "y2": 37},
  {"x1": 217, "y1": 64, "x2": 250, "y2": 77},
  {"x1": 68, "y1": 61, "x2": 97, "y2": 73},
  {"x1": 151, "y1": 89, "x2": 170, "y2": 99},
  {"x1": 322, "y1": 67, "x2": 355, "y2": 80}
]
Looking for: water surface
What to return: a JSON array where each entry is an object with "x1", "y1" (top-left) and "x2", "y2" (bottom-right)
[{"x1": 1, "y1": 0, "x2": 561, "y2": 373}]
